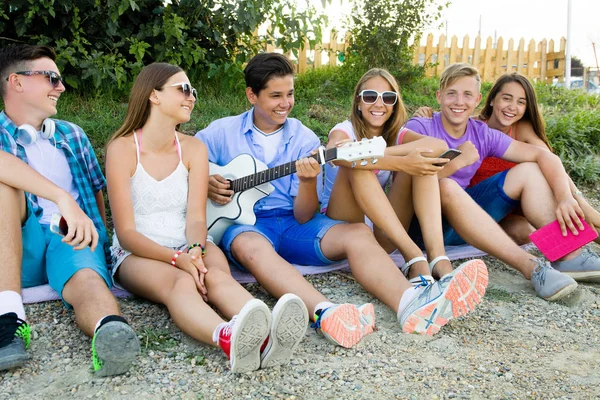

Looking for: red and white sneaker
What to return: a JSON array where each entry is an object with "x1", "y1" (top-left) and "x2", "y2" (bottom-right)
[
  {"x1": 214, "y1": 299, "x2": 270, "y2": 373},
  {"x1": 260, "y1": 294, "x2": 308, "y2": 369},
  {"x1": 311, "y1": 303, "x2": 375, "y2": 348}
]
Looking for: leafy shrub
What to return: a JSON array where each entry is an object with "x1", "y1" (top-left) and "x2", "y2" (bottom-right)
[
  {"x1": 340, "y1": 0, "x2": 447, "y2": 87},
  {"x1": 0, "y1": 0, "x2": 325, "y2": 94}
]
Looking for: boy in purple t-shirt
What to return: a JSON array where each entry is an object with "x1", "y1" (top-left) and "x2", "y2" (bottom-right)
[{"x1": 406, "y1": 63, "x2": 600, "y2": 302}]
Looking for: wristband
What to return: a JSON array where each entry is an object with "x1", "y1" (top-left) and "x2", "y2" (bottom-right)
[
  {"x1": 188, "y1": 242, "x2": 206, "y2": 257},
  {"x1": 171, "y1": 250, "x2": 183, "y2": 266}
]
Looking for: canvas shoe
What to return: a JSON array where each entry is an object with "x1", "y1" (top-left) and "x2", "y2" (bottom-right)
[
  {"x1": 311, "y1": 303, "x2": 375, "y2": 348},
  {"x1": 0, "y1": 312, "x2": 30, "y2": 371},
  {"x1": 551, "y1": 247, "x2": 600, "y2": 283},
  {"x1": 531, "y1": 259, "x2": 578, "y2": 301},
  {"x1": 260, "y1": 294, "x2": 308, "y2": 369},
  {"x1": 92, "y1": 321, "x2": 140, "y2": 377},
  {"x1": 399, "y1": 259, "x2": 488, "y2": 336},
  {"x1": 215, "y1": 299, "x2": 270, "y2": 373}
]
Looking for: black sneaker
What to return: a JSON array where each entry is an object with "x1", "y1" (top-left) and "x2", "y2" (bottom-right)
[{"x1": 0, "y1": 312, "x2": 30, "y2": 371}]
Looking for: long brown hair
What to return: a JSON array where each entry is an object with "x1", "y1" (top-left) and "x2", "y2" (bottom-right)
[
  {"x1": 479, "y1": 72, "x2": 552, "y2": 151},
  {"x1": 109, "y1": 63, "x2": 183, "y2": 144},
  {"x1": 350, "y1": 68, "x2": 407, "y2": 147}
]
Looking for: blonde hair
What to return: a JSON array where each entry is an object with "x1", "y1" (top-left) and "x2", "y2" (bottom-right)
[
  {"x1": 350, "y1": 68, "x2": 407, "y2": 147},
  {"x1": 439, "y1": 63, "x2": 481, "y2": 92}
]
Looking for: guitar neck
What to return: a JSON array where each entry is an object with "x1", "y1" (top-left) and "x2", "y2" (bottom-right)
[{"x1": 230, "y1": 147, "x2": 337, "y2": 193}]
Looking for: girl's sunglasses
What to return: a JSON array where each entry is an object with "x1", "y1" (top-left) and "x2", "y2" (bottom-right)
[
  {"x1": 8, "y1": 70, "x2": 64, "y2": 88},
  {"x1": 358, "y1": 90, "x2": 398, "y2": 106},
  {"x1": 170, "y1": 82, "x2": 198, "y2": 102}
]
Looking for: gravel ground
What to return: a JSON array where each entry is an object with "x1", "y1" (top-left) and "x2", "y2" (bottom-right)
[{"x1": 2, "y1": 189, "x2": 600, "y2": 399}]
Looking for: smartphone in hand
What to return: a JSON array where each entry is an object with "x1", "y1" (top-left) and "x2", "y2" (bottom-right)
[
  {"x1": 434, "y1": 148, "x2": 462, "y2": 166},
  {"x1": 50, "y1": 213, "x2": 69, "y2": 236}
]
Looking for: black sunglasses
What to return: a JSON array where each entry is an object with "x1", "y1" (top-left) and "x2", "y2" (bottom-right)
[
  {"x1": 170, "y1": 82, "x2": 198, "y2": 102},
  {"x1": 7, "y1": 70, "x2": 64, "y2": 88},
  {"x1": 358, "y1": 90, "x2": 398, "y2": 106}
]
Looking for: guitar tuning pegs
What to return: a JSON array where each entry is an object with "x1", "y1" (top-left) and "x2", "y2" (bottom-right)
[
  {"x1": 371, "y1": 158, "x2": 378, "y2": 164},
  {"x1": 360, "y1": 159, "x2": 368, "y2": 166}
]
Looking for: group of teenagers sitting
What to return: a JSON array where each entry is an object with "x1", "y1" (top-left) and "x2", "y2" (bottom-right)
[{"x1": 1, "y1": 44, "x2": 599, "y2": 377}]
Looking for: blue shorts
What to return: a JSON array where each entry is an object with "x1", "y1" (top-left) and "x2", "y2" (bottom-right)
[
  {"x1": 221, "y1": 209, "x2": 344, "y2": 270},
  {"x1": 409, "y1": 170, "x2": 519, "y2": 246},
  {"x1": 21, "y1": 200, "x2": 112, "y2": 307}
]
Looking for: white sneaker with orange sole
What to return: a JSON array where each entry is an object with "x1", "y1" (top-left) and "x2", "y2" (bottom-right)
[{"x1": 399, "y1": 259, "x2": 488, "y2": 336}]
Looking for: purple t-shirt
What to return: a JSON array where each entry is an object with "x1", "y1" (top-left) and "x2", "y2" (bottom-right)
[{"x1": 405, "y1": 113, "x2": 513, "y2": 188}]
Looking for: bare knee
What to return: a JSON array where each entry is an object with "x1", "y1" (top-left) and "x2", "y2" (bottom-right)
[
  {"x1": 63, "y1": 268, "x2": 111, "y2": 305},
  {"x1": 439, "y1": 178, "x2": 463, "y2": 209},
  {"x1": 204, "y1": 266, "x2": 233, "y2": 288},
  {"x1": 339, "y1": 223, "x2": 376, "y2": 244},
  {"x1": 230, "y1": 233, "x2": 271, "y2": 265},
  {"x1": 66, "y1": 268, "x2": 107, "y2": 291},
  {"x1": 169, "y1": 270, "x2": 198, "y2": 295}
]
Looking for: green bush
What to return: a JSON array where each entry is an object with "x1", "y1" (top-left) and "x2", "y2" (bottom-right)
[
  {"x1": 340, "y1": 0, "x2": 447, "y2": 87},
  {"x1": 0, "y1": 0, "x2": 325, "y2": 94}
]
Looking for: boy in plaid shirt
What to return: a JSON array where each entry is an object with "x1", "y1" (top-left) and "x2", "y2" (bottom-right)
[{"x1": 0, "y1": 44, "x2": 139, "y2": 376}]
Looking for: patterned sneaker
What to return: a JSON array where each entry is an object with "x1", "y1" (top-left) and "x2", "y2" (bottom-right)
[
  {"x1": 311, "y1": 303, "x2": 375, "y2": 348},
  {"x1": 531, "y1": 259, "x2": 578, "y2": 301},
  {"x1": 551, "y1": 247, "x2": 600, "y2": 283},
  {"x1": 260, "y1": 294, "x2": 308, "y2": 369},
  {"x1": 0, "y1": 313, "x2": 30, "y2": 371},
  {"x1": 399, "y1": 259, "x2": 488, "y2": 336},
  {"x1": 215, "y1": 299, "x2": 270, "y2": 373},
  {"x1": 92, "y1": 321, "x2": 140, "y2": 377}
]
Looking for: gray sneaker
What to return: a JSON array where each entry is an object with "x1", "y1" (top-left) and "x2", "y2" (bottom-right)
[
  {"x1": 0, "y1": 313, "x2": 30, "y2": 371},
  {"x1": 92, "y1": 321, "x2": 140, "y2": 377},
  {"x1": 551, "y1": 247, "x2": 600, "y2": 282},
  {"x1": 531, "y1": 259, "x2": 578, "y2": 301}
]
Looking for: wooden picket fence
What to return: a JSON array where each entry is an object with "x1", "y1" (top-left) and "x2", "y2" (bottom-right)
[
  {"x1": 264, "y1": 32, "x2": 565, "y2": 83},
  {"x1": 415, "y1": 33, "x2": 566, "y2": 83}
]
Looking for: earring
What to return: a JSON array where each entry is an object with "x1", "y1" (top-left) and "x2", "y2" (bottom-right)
[{"x1": 357, "y1": 107, "x2": 362, "y2": 117}]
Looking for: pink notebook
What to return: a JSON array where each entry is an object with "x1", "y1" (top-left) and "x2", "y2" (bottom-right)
[{"x1": 529, "y1": 219, "x2": 598, "y2": 261}]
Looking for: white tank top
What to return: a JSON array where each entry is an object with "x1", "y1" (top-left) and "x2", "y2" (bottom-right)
[{"x1": 112, "y1": 131, "x2": 188, "y2": 250}]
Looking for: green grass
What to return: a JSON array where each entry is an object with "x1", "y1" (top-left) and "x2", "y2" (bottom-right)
[
  {"x1": 138, "y1": 327, "x2": 180, "y2": 352},
  {"x1": 485, "y1": 287, "x2": 518, "y2": 303}
]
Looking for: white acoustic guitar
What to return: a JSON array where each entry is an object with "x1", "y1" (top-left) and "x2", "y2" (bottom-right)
[{"x1": 207, "y1": 136, "x2": 386, "y2": 243}]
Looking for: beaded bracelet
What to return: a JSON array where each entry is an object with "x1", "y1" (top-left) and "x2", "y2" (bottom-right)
[
  {"x1": 171, "y1": 250, "x2": 183, "y2": 266},
  {"x1": 188, "y1": 242, "x2": 206, "y2": 257}
]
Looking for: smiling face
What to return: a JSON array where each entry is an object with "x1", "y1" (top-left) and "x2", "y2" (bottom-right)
[
  {"x1": 436, "y1": 75, "x2": 482, "y2": 136},
  {"x1": 247, "y1": 74, "x2": 294, "y2": 133},
  {"x1": 357, "y1": 76, "x2": 396, "y2": 136},
  {"x1": 154, "y1": 71, "x2": 195, "y2": 124},
  {"x1": 17, "y1": 57, "x2": 65, "y2": 123},
  {"x1": 488, "y1": 81, "x2": 527, "y2": 132}
]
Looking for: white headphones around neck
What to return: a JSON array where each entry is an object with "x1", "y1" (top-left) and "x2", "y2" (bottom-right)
[{"x1": 16, "y1": 119, "x2": 56, "y2": 146}]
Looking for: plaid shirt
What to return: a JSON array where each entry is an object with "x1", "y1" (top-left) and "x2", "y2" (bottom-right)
[{"x1": 0, "y1": 111, "x2": 110, "y2": 262}]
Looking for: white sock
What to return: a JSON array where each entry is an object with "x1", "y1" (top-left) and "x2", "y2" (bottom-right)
[
  {"x1": 93, "y1": 315, "x2": 111, "y2": 333},
  {"x1": 397, "y1": 288, "x2": 418, "y2": 320},
  {"x1": 313, "y1": 302, "x2": 334, "y2": 317},
  {"x1": 0, "y1": 291, "x2": 26, "y2": 321}
]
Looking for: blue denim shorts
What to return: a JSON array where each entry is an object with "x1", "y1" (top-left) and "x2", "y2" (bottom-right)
[
  {"x1": 409, "y1": 170, "x2": 519, "y2": 246},
  {"x1": 221, "y1": 209, "x2": 344, "y2": 269},
  {"x1": 21, "y1": 199, "x2": 112, "y2": 306}
]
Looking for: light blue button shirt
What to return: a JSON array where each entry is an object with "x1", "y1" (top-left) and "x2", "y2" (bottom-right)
[{"x1": 195, "y1": 108, "x2": 323, "y2": 212}]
